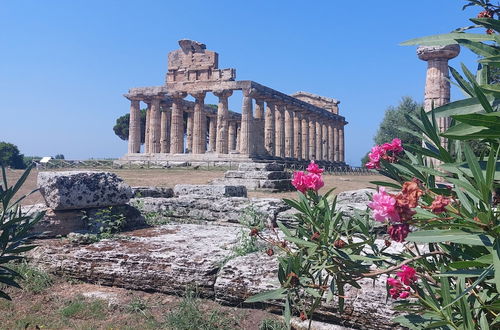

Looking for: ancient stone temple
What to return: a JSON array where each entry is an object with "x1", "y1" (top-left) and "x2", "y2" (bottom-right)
[{"x1": 120, "y1": 40, "x2": 347, "y2": 165}]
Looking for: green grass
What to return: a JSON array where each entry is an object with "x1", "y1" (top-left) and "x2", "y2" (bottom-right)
[
  {"x1": 259, "y1": 318, "x2": 287, "y2": 330},
  {"x1": 59, "y1": 296, "x2": 107, "y2": 320},
  {"x1": 7, "y1": 261, "x2": 53, "y2": 294}
]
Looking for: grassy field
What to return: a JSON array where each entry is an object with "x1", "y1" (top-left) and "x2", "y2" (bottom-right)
[{"x1": 4, "y1": 167, "x2": 389, "y2": 205}]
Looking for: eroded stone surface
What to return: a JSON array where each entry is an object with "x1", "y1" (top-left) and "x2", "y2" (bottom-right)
[
  {"x1": 38, "y1": 171, "x2": 133, "y2": 210},
  {"x1": 132, "y1": 186, "x2": 174, "y2": 198},
  {"x1": 173, "y1": 184, "x2": 247, "y2": 198}
]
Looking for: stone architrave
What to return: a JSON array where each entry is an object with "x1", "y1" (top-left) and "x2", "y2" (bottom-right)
[
  {"x1": 240, "y1": 89, "x2": 256, "y2": 155},
  {"x1": 284, "y1": 107, "x2": 294, "y2": 158},
  {"x1": 170, "y1": 93, "x2": 187, "y2": 154},
  {"x1": 328, "y1": 121, "x2": 334, "y2": 162},
  {"x1": 322, "y1": 122, "x2": 328, "y2": 161},
  {"x1": 127, "y1": 98, "x2": 141, "y2": 154},
  {"x1": 301, "y1": 114, "x2": 309, "y2": 160},
  {"x1": 208, "y1": 116, "x2": 217, "y2": 152},
  {"x1": 160, "y1": 106, "x2": 171, "y2": 153},
  {"x1": 333, "y1": 122, "x2": 339, "y2": 162},
  {"x1": 417, "y1": 44, "x2": 460, "y2": 150},
  {"x1": 148, "y1": 98, "x2": 162, "y2": 153},
  {"x1": 186, "y1": 112, "x2": 193, "y2": 153},
  {"x1": 214, "y1": 90, "x2": 233, "y2": 154},
  {"x1": 293, "y1": 111, "x2": 302, "y2": 160},
  {"x1": 144, "y1": 102, "x2": 151, "y2": 153},
  {"x1": 315, "y1": 119, "x2": 322, "y2": 160},
  {"x1": 228, "y1": 121, "x2": 236, "y2": 151},
  {"x1": 264, "y1": 102, "x2": 275, "y2": 156},
  {"x1": 309, "y1": 115, "x2": 316, "y2": 160},
  {"x1": 275, "y1": 104, "x2": 285, "y2": 158},
  {"x1": 191, "y1": 92, "x2": 207, "y2": 154}
]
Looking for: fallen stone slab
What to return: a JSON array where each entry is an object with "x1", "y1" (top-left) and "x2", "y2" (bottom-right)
[
  {"x1": 173, "y1": 184, "x2": 247, "y2": 198},
  {"x1": 38, "y1": 171, "x2": 133, "y2": 210},
  {"x1": 131, "y1": 186, "x2": 174, "y2": 198},
  {"x1": 28, "y1": 224, "x2": 241, "y2": 297}
]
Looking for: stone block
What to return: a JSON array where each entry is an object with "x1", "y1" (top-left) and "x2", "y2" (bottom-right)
[
  {"x1": 37, "y1": 171, "x2": 133, "y2": 210},
  {"x1": 173, "y1": 184, "x2": 247, "y2": 198},
  {"x1": 238, "y1": 162, "x2": 285, "y2": 172},
  {"x1": 336, "y1": 189, "x2": 376, "y2": 204},
  {"x1": 224, "y1": 171, "x2": 290, "y2": 180},
  {"x1": 259, "y1": 179, "x2": 294, "y2": 191},
  {"x1": 132, "y1": 186, "x2": 174, "y2": 198}
]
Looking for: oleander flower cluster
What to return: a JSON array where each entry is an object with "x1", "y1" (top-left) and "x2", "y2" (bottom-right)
[
  {"x1": 365, "y1": 138, "x2": 403, "y2": 169},
  {"x1": 387, "y1": 265, "x2": 417, "y2": 299},
  {"x1": 291, "y1": 161, "x2": 325, "y2": 193}
]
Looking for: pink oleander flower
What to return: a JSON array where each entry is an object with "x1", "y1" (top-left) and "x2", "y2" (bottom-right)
[
  {"x1": 292, "y1": 171, "x2": 309, "y2": 193},
  {"x1": 388, "y1": 223, "x2": 411, "y2": 242},
  {"x1": 430, "y1": 195, "x2": 450, "y2": 214},
  {"x1": 397, "y1": 265, "x2": 417, "y2": 285},
  {"x1": 306, "y1": 161, "x2": 324, "y2": 175},
  {"x1": 390, "y1": 138, "x2": 403, "y2": 153},
  {"x1": 365, "y1": 145, "x2": 385, "y2": 169},
  {"x1": 368, "y1": 188, "x2": 400, "y2": 223},
  {"x1": 304, "y1": 173, "x2": 324, "y2": 191},
  {"x1": 387, "y1": 277, "x2": 411, "y2": 300},
  {"x1": 365, "y1": 139, "x2": 404, "y2": 169}
]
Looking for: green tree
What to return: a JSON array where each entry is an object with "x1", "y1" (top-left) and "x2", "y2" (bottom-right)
[
  {"x1": 0, "y1": 142, "x2": 25, "y2": 169},
  {"x1": 113, "y1": 109, "x2": 147, "y2": 143},
  {"x1": 54, "y1": 154, "x2": 65, "y2": 159}
]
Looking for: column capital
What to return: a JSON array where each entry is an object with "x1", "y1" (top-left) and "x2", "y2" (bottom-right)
[
  {"x1": 242, "y1": 88, "x2": 258, "y2": 98},
  {"x1": 190, "y1": 91, "x2": 206, "y2": 100},
  {"x1": 417, "y1": 44, "x2": 460, "y2": 61},
  {"x1": 168, "y1": 91, "x2": 187, "y2": 99},
  {"x1": 124, "y1": 94, "x2": 142, "y2": 102},
  {"x1": 213, "y1": 89, "x2": 233, "y2": 98}
]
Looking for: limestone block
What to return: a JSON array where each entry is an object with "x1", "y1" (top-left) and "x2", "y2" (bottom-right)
[
  {"x1": 238, "y1": 162, "x2": 285, "y2": 172},
  {"x1": 173, "y1": 184, "x2": 247, "y2": 198},
  {"x1": 37, "y1": 171, "x2": 133, "y2": 210},
  {"x1": 336, "y1": 188, "x2": 376, "y2": 204},
  {"x1": 132, "y1": 186, "x2": 174, "y2": 198},
  {"x1": 224, "y1": 171, "x2": 290, "y2": 180},
  {"x1": 210, "y1": 178, "x2": 261, "y2": 190},
  {"x1": 258, "y1": 179, "x2": 294, "y2": 191}
]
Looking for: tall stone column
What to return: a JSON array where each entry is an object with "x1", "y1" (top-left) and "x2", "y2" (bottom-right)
[
  {"x1": 254, "y1": 100, "x2": 265, "y2": 155},
  {"x1": 186, "y1": 112, "x2": 193, "y2": 153},
  {"x1": 309, "y1": 115, "x2": 316, "y2": 160},
  {"x1": 328, "y1": 121, "x2": 334, "y2": 162},
  {"x1": 322, "y1": 122, "x2": 328, "y2": 161},
  {"x1": 228, "y1": 121, "x2": 236, "y2": 151},
  {"x1": 160, "y1": 105, "x2": 171, "y2": 153},
  {"x1": 301, "y1": 114, "x2": 309, "y2": 160},
  {"x1": 236, "y1": 124, "x2": 241, "y2": 152},
  {"x1": 144, "y1": 102, "x2": 151, "y2": 153},
  {"x1": 214, "y1": 90, "x2": 233, "y2": 154},
  {"x1": 240, "y1": 89, "x2": 256, "y2": 155},
  {"x1": 191, "y1": 92, "x2": 206, "y2": 154},
  {"x1": 315, "y1": 118, "x2": 322, "y2": 160},
  {"x1": 339, "y1": 123, "x2": 345, "y2": 163},
  {"x1": 170, "y1": 93, "x2": 186, "y2": 154},
  {"x1": 284, "y1": 107, "x2": 294, "y2": 158},
  {"x1": 148, "y1": 98, "x2": 161, "y2": 154},
  {"x1": 333, "y1": 122, "x2": 339, "y2": 162},
  {"x1": 417, "y1": 44, "x2": 460, "y2": 150},
  {"x1": 264, "y1": 102, "x2": 276, "y2": 156},
  {"x1": 294, "y1": 111, "x2": 302, "y2": 160},
  {"x1": 127, "y1": 98, "x2": 141, "y2": 154},
  {"x1": 275, "y1": 104, "x2": 285, "y2": 158},
  {"x1": 208, "y1": 116, "x2": 217, "y2": 152}
]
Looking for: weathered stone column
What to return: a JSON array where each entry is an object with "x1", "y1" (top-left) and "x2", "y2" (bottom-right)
[
  {"x1": 240, "y1": 89, "x2": 256, "y2": 155},
  {"x1": 294, "y1": 111, "x2": 302, "y2": 160},
  {"x1": 328, "y1": 121, "x2": 334, "y2": 162},
  {"x1": 214, "y1": 90, "x2": 233, "y2": 154},
  {"x1": 264, "y1": 102, "x2": 276, "y2": 156},
  {"x1": 208, "y1": 116, "x2": 217, "y2": 152},
  {"x1": 148, "y1": 98, "x2": 162, "y2": 154},
  {"x1": 169, "y1": 93, "x2": 186, "y2": 154},
  {"x1": 160, "y1": 105, "x2": 171, "y2": 153},
  {"x1": 322, "y1": 122, "x2": 328, "y2": 161},
  {"x1": 339, "y1": 123, "x2": 345, "y2": 163},
  {"x1": 275, "y1": 104, "x2": 285, "y2": 158},
  {"x1": 191, "y1": 92, "x2": 207, "y2": 154},
  {"x1": 333, "y1": 122, "x2": 339, "y2": 162},
  {"x1": 417, "y1": 44, "x2": 460, "y2": 150},
  {"x1": 228, "y1": 121, "x2": 236, "y2": 151},
  {"x1": 186, "y1": 112, "x2": 193, "y2": 153},
  {"x1": 315, "y1": 118, "x2": 322, "y2": 160},
  {"x1": 301, "y1": 114, "x2": 309, "y2": 160},
  {"x1": 236, "y1": 124, "x2": 241, "y2": 152},
  {"x1": 254, "y1": 100, "x2": 265, "y2": 155},
  {"x1": 309, "y1": 115, "x2": 316, "y2": 160},
  {"x1": 144, "y1": 102, "x2": 151, "y2": 153},
  {"x1": 127, "y1": 98, "x2": 141, "y2": 154},
  {"x1": 284, "y1": 107, "x2": 294, "y2": 158}
]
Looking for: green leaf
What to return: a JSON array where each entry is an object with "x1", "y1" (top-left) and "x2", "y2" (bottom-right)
[
  {"x1": 493, "y1": 239, "x2": 500, "y2": 292},
  {"x1": 456, "y1": 39, "x2": 499, "y2": 58},
  {"x1": 452, "y1": 112, "x2": 500, "y2": 128},
  {"x1": 433, "y1": 97, "x2": 493, "y2": 118},
  {"x1": 401, "y1": 33, "x2": 495, "y2": 46},
  {"x1": 470, "y1": 18, "x2": 500, "y2": 33},
  {"x1": 479, "y1": 55, "x2": 500, "y2": 64},
  {"x1": 407, "y1": 230, "x2": 493, "y2": 247},
  {"x1": 436, "y1": 268, "x2": 492, "y2": 277},
  {"x1": 244, "y1": 288, "x2": 287, "y2": 303},
  {"x1": 277, "y1": 221, "x2": 293, "y2": 238},
  {"x1": 481, "y1": 83, "x2": 500, "y2": 94},
  {"x1": 369, "y1": 181, "x2": 401, "y2": 189},
  {"x1": 285, "y1": 237, "x2": 317, "y2": 248},
  {"x1": 449, "y1": 66, "x2": 475, "y2": 97},
  {"x1": 472, "y1": 83, "x2": 494, "y2": 113}
]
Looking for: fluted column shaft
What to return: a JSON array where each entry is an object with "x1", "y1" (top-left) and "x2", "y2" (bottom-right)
[
  {"x1": 328, "y1": 121, "x2": 334, "y2": 161},
  {"x1": 170, "y1": 97, "x2": 185, "y2": 154},
  {"x1": 208, "y1": 116, "x2": 217, "y2": 152},
  {"x1": 149, "y1": 98, "x2": 161, "y2": 153},
  {"x1": 333, "y1": 124, "x2": 339, "y2": 162},
  {"x1": 264, "y1": 102, "x2": 276, "y2": 156},
  {"x1": 284, "y1": 107, "x2": 294, "y2": 158},
  {"x1": 309, "y1": 116, "x2": 316, "y2": 160},
  {"x1": 275, "y1": 105, "x2": 285, "y2": 158},
  {"x1": 301, "y1": 115, "x2": 309, "y2": 160},
  {"x1": 240, "y1": 91, "x2": 254, "y2": 155},
  {"x1": 214, "y1": 90, "x2": 232, "y2": 154},
  {"x1": 228, "y1": 121, "x2": 236, "y2": 151},
  {"x1": 192, "y1": 92, "x2": 206, "y2": 154},
  {"x1": 322, "y1": 122, "x2": 328, "y2": 161},
  {"x1": 294, "y1": 112, "x2": 302, "y2": 160},
  {"x1": 254, "y1": 100, "x2": 265, "y2": 155},
  {"x1": 339, "y1": 125, "x2": 345, "y2": 163},
  {"x1": 315, "y1": 119, "x2": 322, "y2": 160},
  {"x1": 160, "y1": 107, "x2": 171, "y2": 153},
  {"x1": 144, "y1": 102, "x2": 151, "y2": 153},
  {"x1": 127, "y1": 99, "x2": 141, "y2": 154},
  {"x1": 236, "y1": 124, "x2": 241, "y2": 151},
  {"x1": 186, "y1": 113, "x2": 193, "y2": 153}
]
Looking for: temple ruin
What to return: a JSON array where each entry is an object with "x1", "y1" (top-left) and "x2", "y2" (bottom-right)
[{"x1": 120, "y1": 39, "x2": 347, "y2": 165}]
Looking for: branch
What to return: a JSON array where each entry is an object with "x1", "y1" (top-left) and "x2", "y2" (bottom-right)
[{"x1": 361, "y1": 251, "x2": 445, "y2": 278}]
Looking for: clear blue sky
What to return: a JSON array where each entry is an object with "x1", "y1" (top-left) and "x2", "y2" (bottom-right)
[{"x1": 0, "y1": 0, "x2": 480, "y2": 165}]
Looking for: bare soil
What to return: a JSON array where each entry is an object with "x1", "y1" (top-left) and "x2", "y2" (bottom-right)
[{"x1": 5, "y1": 167, "x2": 389, "y2": 206}]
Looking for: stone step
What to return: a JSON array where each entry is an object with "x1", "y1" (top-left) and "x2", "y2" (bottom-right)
[{"x1": 173, "y1": 184, "x2": 247, "y2": 198}]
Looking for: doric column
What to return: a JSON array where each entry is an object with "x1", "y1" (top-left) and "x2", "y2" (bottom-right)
[
  {"x1": 333, "y1": 122, "x2": 339, "y2": 162},
  {"x1": 417, "y1": 44, "x2": 460, "y2": 150},
  {"x1": 301, "y1": 114, "x2": 309, "y2": 160},
  {"x1": 264, "y1": 102, "x2": 276, "y2": 156},
  {"x1": 309, "y1": 115, "x2": 316, "y2": 160},
  {"x1": 328, "y1": 121, "x2": 334, "y2": 162},
  {"x1": 127, "y1": 98, "x2": 141, "y2": 154},
  {"x1": 160, "y1": 105, "x2": 171, "y2": 153},
  {"x1": 144, "y1": 102, "x2": 151, "y2": 153},
  {"x1": 148, "y1": 97, "x2": 161, "y2": 154},
  {"x1": 315, "y1": 118, "x2": 322, "y2": 160},
  {"x1": 294, "y1": 111, "x2": 302, "y2": 160},
  {"x1": 254, "y1": 99, "x2": 265, "y2": 155},
  {"x1": 275, "y1": 104, "x2": 285, "y2": 158},
  {"x1": 322, "y1": 122, "x2": 328, "y2": 161},
  {"x1": 284, "y1": 107, "x2": 294, "y2": 158},
  {"x1": 236, "y1": 124, "x2": 241, "y2": 151},
  {"x1": 191, "y1": 92, "x2": 206, "y2": 154},
  {"x1": 208, "y1": 116, "x2": 217, "y2": 152},
  {"x1": 214, "y1": 89, "x2": 233, "y2": 154},
  {"x1": 228, "y1": 121, "x2": 237, "y2": 151},
  {"x1": 186, "y1": 112, "x2": 193, "y2": 153},
  {"x1": 240, "y1": 89, "x2": 256, "y2": 155},
  {"x1": 339, "y1": 123, "x2": 345, "y2": 163},
  {"x1": 169, "y1": 93, "x2": 186, "y2": 154}
]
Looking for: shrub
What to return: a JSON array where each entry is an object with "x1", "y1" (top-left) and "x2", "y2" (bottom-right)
[{"x1": 0, "y1": 142, "x2": 25, "y2": 169}]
